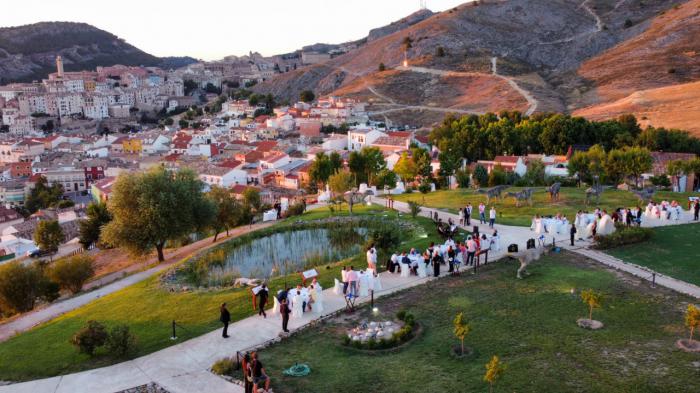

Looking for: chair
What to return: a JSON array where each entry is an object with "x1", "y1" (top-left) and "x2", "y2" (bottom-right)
[{"x1": 333, "y1": 278, "x2": 342, "y2": 295}]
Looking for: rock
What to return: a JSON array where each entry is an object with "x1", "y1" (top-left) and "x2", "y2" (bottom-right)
[{"x1": 577, "y1": 319, "x2": 604, "y2": 330}]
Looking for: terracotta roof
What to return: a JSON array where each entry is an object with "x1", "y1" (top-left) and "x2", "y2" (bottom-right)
[{"x1": 253, "y1": 140, "x2": 277, "y2": 152}]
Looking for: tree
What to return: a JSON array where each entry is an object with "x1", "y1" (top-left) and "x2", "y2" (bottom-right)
[
  {"x1": 299, "y1": 90, "x2": 315, "y2": 103},
  {"x1": 48, "y1": 255, "x2": 94, "y2": 294},
  {"x1": 473, "y1": 165, "x2": 488, "y2": 187},
  {"x1": 309, "y1": 152, "x2": 338, "y2": 188},
  {"x1": 484, "y1": 355, "x2": 505, "y2": 393},
  {"x1": 521, "y1": 160, "x2": 546, "y2": 186},
  {"x1": 488, "y1": 165, "x2": 507, "y2": 186},
  {"x1": 328, "y1": 171, "x2": 355, "y2": 196},
  {"x1": 622, "y1": 146, "x2": 652, "y2": 188},
  {"x1": 242, "y1": 187, "x2": 261, "y2": 212},
  {"x1": 178, "y1": 119, "x2": 189, "y2": 129},
  {"x1": 24, "y1": 176, "x2": 64, "y2": 214},
  {"x1": 685, "y1": 304, "x2": 700, "y2": 343},
  {"x1": 581, "y1": 289, "x2": 602, "y2": 321},
  {"x1": 401, "y1": 36, "x2": 414, "y2": 65},
  {"x1": 347, "y1": 151, "x2": 366, "y2": 186},
  {"x1": 106, "y1": 324, "x2": 137, "y2": 357},
  {"x1": 79, "y1": 202, "x2": 112, "y2": 249},
  {"x1": 361, "y1": 147, "x2": 387, "y2": 186},
  {"x1": 393, "y1": 152, "x2": 418, "y2": 182},
  {"x1": 375, "y1": 169, "x2": 398, "y2": 189},
  {"x1": 207, "y1": 186, "x2": 240, "y2": 242},
  {"x1": 438, "y1": 149, "x2": 461, "y2": 185},
  {"x1": 101, "y1": 167, "x2": 213, "y2": 262},
  {"x1": 34, "y1": 220, "x2": 63, "y2": 259},
  {"x1": 453, "y1": 312, "x2": 471, "y2": 355},
  {"x1": 0, "y1": 261, "x2": 56, "y2": 314},
  {"x1": 71, "y1": 320, "x2": 108, "y2": 356},
  {"x1": 455, "y1": 168, "x2": 471, "y2": 188}
]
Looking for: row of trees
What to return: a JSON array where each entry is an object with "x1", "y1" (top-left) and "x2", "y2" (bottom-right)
[
  {"x1": 0, "y1": 255, "x2": 94, "y2": 316},
  {"x1": 568, "y1": 145, "x2": 653, "y2": 186},
  {"x1": 430, "y1": 112, "x2": 700, "y2": 163}
]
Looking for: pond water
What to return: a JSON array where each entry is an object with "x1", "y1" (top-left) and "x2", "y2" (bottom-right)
[{"x1": 204, "y1": 227, "x2": 366, "y2": 285}]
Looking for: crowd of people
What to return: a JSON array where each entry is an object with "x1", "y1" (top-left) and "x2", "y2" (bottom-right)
[{"x1": 459, "y1": 203, "x2": 498, "y2": 228}]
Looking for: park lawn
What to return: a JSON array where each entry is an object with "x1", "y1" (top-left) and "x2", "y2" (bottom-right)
[
  {"x1": 259, "y1": 252, "x2": 698, "y2": 393},
  {"x1": 607, "y1": 223, "x2": 700, "y2": 286},
  {"x1": 393, "y1": 187, "x2": 698, "y2": 227},
  {"x1": 0, "y1": 205, "x2": 447, "y2": 381}
]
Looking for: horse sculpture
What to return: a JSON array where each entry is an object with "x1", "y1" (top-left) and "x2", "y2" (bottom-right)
[
  {"x1": 477, "y1": 185, "x2": 509, "y2": 204},
  {"x1": 631, "y1": 187, "x2": 656, "y2": 203},
  {"x1": 547, "y1": 182, "x2": 561, "y2": 201},
  {"x1": 508, "y1": 246, "x2": 547, "y2": 279},
  {"x1": 506, "y1": 188, "x2": 534, "y2": 207},
  {"x1": 585, "y1": 177, "x2": 604, "y2": 205}
]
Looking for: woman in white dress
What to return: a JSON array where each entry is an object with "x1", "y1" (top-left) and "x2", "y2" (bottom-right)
[
  {"x1": 597, "y1": 213, "x2": 616, "y2": 236},
  {"x1": 358, "y1": 272, "x2": 370, "y2": 297},
  {"x1": 310, "y1": 284, "x2": 324, "y2": 314},
  {"x1": 490, "y1": 230, "x2": 501, "y2": 252},
  {"x1": 291, "y1": 291, "x2": 303, "y2": 319},
  {"x1": 533, "y1": 215, "x2": 544, "y2": 235}
]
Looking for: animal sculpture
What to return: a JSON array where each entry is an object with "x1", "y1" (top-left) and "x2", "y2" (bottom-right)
[
  {"x1": 506, "y1": 188, "x2": 534, "y2": 207},
  {"x1": 547, "y1": 182, "x2": 561, "y2": 201},
  {"x1": 476, "y1": 185, "x2": 509, "y2": 204}
]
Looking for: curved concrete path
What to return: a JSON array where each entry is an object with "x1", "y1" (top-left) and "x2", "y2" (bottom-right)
[{"x1": 2, "y1": 198, "x2": 698, "y2": 393}]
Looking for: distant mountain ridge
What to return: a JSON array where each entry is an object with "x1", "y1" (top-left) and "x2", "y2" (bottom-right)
[
  {"x1": 0, "y1": 22, "x2": 196, "y2": 83},
  {"x1": 255, "y1": 0, "x2": 700, "y2": 134}
]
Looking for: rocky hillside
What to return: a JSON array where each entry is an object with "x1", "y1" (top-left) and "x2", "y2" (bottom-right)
[
  {"x1": 256, "y1": 0, "x2": 697, "y2": 131},
  {"x1": 0, "y1": 22, "x2": 195, "y2": 83}
]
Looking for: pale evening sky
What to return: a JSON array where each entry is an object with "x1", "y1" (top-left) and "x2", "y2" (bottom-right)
[{"x1": 0, "y1": 0, "x2": 468, "y2": 60}]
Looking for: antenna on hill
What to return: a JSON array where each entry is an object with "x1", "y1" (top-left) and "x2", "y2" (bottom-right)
[{"x1": 420, "y1": 0, "x2": 427, "y2": 10}]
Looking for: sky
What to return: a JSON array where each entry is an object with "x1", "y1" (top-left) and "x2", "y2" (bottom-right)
[{"x1": 0, "y1": 0, "x2": 467, "y2": 60}]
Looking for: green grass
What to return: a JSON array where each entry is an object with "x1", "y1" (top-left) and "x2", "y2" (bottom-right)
[
  {"x1": 0, "y1": 204, "x2": 449, "y2": 381},
  {"x1": 258, "y1": 252, "x2": 697, "y2": 393},
  {"x1": 393, "y1": 187, "x2": 698, "y2": 227},
  {"x1": 607, "y1": 223, "x2": 700, "y2": 286}
]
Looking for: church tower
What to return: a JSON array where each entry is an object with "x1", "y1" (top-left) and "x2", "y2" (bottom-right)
[{"x1": 56, "y1": 55, "x2": 64, "y2": 79}]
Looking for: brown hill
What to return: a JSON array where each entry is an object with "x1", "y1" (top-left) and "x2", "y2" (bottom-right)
[
  {"x1": 256, "y1": 0, "x2": 694, "y2": 129},
  {"x1": 574, "y1": 81, "x2": 700, "y2": 136}
]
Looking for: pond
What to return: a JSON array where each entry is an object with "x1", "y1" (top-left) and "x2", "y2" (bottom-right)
[{"x1": 185, "y1": 226, "x2": 367, "y2": 287}]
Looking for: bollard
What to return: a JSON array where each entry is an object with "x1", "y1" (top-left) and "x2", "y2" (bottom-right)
[{"x1": 171, "y1": 320, "x2": 177, "y2": 340}]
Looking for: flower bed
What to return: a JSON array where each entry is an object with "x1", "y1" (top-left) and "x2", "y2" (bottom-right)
[{"x1": 341, "y1": 311, "x2": 419, "y2": 352}]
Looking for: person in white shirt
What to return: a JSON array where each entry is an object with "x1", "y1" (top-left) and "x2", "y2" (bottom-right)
[
  {"x1": 341, "y1": 266, "x2": 349, "y2": 295},
  {"x1": 480, "y1": 233, "x2": 491, "y2": 264},
  {"x1": 489, "y1": 207, "x2": 497, "y2": 228}
]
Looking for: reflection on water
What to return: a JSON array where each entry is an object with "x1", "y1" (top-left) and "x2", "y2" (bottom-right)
[{"x1": 205, "y1": 228, "x2": 365, "y2": 285}]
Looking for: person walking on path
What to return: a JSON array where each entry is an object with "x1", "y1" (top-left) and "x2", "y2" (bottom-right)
[
  {"x1": 570, "y1": 224, "x2": 577, "y2": 246},
  {"x1": 479, "y1": 203, "x2": 486, "y2": 224},
  {"x1": 695, "y1": 200, "x2": 699, "y2": 221},
  {"x1": 257, "y1": 284, "x2": 268, "y2": 318},
  {"x1": 466, "y1": 203, "x2": 472, "y2": 226},
  {"x1": 489, "y1": 206, "x2": 496, "y2": 228},
  {"x1": 280, "y1": 297, "x2": 290, "y2": 333},
  {"x1": 220, "y1": 303, "x2": 231, "y2": 338}
]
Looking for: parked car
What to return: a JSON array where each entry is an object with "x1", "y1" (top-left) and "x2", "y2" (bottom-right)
[{"x1": 27, "y1": 248, "x2": 52, "y2": 258}]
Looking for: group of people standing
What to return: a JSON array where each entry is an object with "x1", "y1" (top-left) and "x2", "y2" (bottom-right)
[{"x1": 460, "y1": 203, "x2": 497, "y2": 228}]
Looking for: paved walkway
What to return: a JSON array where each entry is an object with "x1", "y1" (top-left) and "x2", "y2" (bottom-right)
[
  {"x1": 1, "y1": 199, "x2": 698, "y2": 393},
  {"x1": 0, "y1": 222, "x2": 274, "y2": 343}
]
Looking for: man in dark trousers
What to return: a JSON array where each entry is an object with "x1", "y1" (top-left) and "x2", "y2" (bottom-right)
[
  {"x1": 220, "y1": 303, "x2": 231, "y2": 338},
  {"x1": 570, "y1": 224, "x2": 577, "y2": 246},
  {"x1": 257, "y1": 284, "x2": 268, "y2": 318},
  {"x1": 694, "y1": 200, "x2": 699, "y2": 221},
  {"x1": 280, "y1": 297, "x2": 291, "y2": 333}
]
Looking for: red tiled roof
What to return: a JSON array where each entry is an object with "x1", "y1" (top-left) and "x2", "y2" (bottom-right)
[{"x1": 253, "y1": 140, "x2": 277, "y2": 152}]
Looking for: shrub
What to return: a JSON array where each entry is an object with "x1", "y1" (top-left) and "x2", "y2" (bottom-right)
[
  {"x1": 624, "y1": 19, "x2": 633, "y2": 28},
  {"x1": 473, "y1": 165, "x2": 488, "y2": 187},
  {"x1": 366, "y1": 225, "x2": 401, "y2": 252},
  {"x1": 211, "y1": 357, "x2": 236, "y2": 376},
  {"x1": 436, "y1": 46, "x2": 446, "y2": 57},
  {"x1": 71, "y1": 320, "x2": 108, "y2": 356},
  {"x1": 378, "y1": 63, "x2": 386, "y2": 72},
  {"x1": 284, "y1": 202, "x2": 306, "y2": 218},
  {"x1": 106, "y1": 324, "x2": 137, "y2": 357},
  {"x1": 649, "y1": 174, "x2": 671, "y2": 188},
  {"x1": 456, "y1": 168, "x2": 471, "y2": 188},
  {"x1": 48, "y1": 255, "x2": 95, "y2": 294},
  {"x1": 407, "y1": 201, "x2": 422, "y2": 218},
  {"x1": 396, "y1": 310, "x2": 407, "y2": 321},
  {"x1": 0, "y1": 261, "x2": 54, "y2": 314},
  {"x1": 592, "y1": 226, "x2": 653, "y2": 249},
  {"x1": 488, "y1": 166, "x2": 507, "y2": 186}
]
